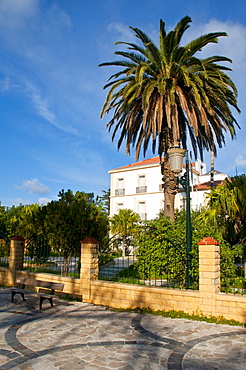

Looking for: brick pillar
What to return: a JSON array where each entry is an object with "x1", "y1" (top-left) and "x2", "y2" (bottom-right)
[
  {"x1": 198, "y1": 237, "x2": 220, "y2": 316},
  {"x1": 80, "y1": 237, "x2": 99, "y2": 302},
  {"x1": 9, "y1": 236, "x2": 25, "y2": 286}
]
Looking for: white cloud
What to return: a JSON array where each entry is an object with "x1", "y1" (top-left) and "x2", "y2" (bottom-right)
[
  {"x1": 38, "y1": 197, "x2": 51, "y2": 205},
  {"x1": 25, "y1": 80, "x2": 78, "y2": 134},
  {"x1": 201, "y1": 20, "x2": 246, "y2": 65},
  {"x1": 0, "y1": 0, "x2": 38, "y2": 16},
  {"x1": 13, "y1": 198, "x2": 25, "y2": 206},
  {"x1": 235, "y1": 155, "x2": 246, "y2": 167},
  {"x1": 107, "y1": 22, "x2": 136, "y2": 43},
  {"x1": 0, "y1": 0, "x2": 39, "y2": 29},
  {"x1": 184, "y1": 19, "x2": 246, "y2": 87},
  {"x1": 47, "y1": 4, "x2": 72, "y2": 28},
  {"x1": 0, "y1": 77, "x2": 10, "y2": 93},
  {"x1": 17, "y1": 178, "x2": 50, "y2": 195},
  {"x1": 26, "y1": 81, "x2": 56, "y2": 123}
]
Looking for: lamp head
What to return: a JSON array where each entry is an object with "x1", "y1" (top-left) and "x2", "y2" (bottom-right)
[{"x1": 167, "y1": 143, "x2": 186, "y2": 175}]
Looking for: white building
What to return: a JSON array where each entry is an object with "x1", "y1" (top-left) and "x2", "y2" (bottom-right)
[{"x1": 109, "y1": 157, "x2": 228, "y2": 220}]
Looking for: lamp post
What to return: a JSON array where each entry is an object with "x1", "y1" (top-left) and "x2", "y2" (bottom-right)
[{"x1": 168, "y1": 143, "x2": 192, "y2": 288}]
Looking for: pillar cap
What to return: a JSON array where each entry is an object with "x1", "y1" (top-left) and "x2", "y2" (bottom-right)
[
  {"x1": 10, "y1": 235, "x2": 25, "y2": 241},
  {"x1": 81, "y1": 236, "x2": 99, "y2": 244},
  {"x1": 198, "y1": 237, "x2": 220, "y2": 245}
]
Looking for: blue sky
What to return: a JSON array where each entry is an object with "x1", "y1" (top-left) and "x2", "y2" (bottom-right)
[{"x1": 0, "y1": 0, "x2": 246, "y2": 206}]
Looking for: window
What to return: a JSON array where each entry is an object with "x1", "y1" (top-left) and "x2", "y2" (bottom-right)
[
  {"x1": 138, "y1": 201, "x2": 147, "y2": 220},
  {"x1": 115, "y1": 178, "x2": 125, "y2": 195},
  {"x1": 117, "y1": 203, "x2": 124, "y2": 212},
  {"x1": 136, "y1": 175, "x2": 147, "y2": 193}
]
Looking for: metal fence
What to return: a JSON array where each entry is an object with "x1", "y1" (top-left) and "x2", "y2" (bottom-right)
[
  {"x1": 23, "y1": 236, "x2": 80, "y2": 277},
  {"x1": 0, "y1": 239, "x2": 9, "y2": 268},
  {"x1": 221, "y1": 254, "x2": 246, "y2": 295},
  {"x1": 98, "y1": 247, "x2": 198, "y2": 290},
  {"x1": 99, "y1": 241, "x2": 246, "y2": 294}
]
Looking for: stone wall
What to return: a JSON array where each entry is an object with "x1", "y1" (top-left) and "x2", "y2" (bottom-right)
[{"x1": 1, "y1": 235, "x2": 245, "y2": 324}]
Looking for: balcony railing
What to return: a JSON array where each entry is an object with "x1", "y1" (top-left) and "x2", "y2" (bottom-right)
[
  {"x1": 115, "y1": 188, "x2": 125, "y2": 196},
  {"x1": 136, "y1": 186, "x2": 147, "y2": 193},
  {"x1": 138, "y1": 213, "x2": 147, "y2": 221}
]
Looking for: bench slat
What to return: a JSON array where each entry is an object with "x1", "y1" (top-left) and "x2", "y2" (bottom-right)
[
  {"x1": 12, "y1": 278, "x2": 64, "y2": 310},
  {"x1": 15, "y1": 278, "x2": 64, "y2": 291}
]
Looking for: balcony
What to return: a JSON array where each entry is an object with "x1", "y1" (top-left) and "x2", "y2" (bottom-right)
[
  {"x1": 136, "y1": 186, "x2": 147, "y2": 193},
  {"x1": 138, "y1": 213, "x2": 147, "y2": 221},
  {"x1": 115, "y1": 188, "x2": 125, "y2": 196}
]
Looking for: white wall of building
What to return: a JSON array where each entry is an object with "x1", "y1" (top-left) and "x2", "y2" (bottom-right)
[
  {"x1": 109, "y1": 157, "x2": 228, "y2": 220},
  {"x1": 110, "y1": 161, "x2": 164, "y2": 220}
]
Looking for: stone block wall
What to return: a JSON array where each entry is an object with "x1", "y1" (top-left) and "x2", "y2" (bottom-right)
[{"x1": 1, "y1": 235, "x2": 245, "y2": 324}]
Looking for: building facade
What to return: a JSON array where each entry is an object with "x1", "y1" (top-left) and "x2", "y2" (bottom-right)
[{"x1": 109, "y1": 157, "x2": 228, "y2": 220}]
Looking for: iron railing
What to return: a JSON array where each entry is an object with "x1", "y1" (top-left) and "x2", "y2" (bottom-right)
[
  {"x1": 0, "y1": 238, "x2": 9, "y2": 268},
  {"x1": 136, "y1": 186, "x2": 147, "y2": 193},
  {"x1": 98, "y1": 246, "x2": 196, "y2": 290},
  {"x1": 115, "y1": 188, "x2": 125, "y2": 196},
  {"x1": 138, "y1": 213, "x2": 147, "y2": 221},
  {"x1": 221, "y1": 254, "x2": 246, "y2": 295},
  {"x1": 24, "y1": 235, "x2": 81, "y2": 277}
]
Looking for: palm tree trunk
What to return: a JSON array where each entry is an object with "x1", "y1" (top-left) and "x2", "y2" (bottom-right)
[
  {"x1": 162, "y1": 155, "x2": 178, "y2": 221},
  {"x1": 210, "y1": 149, "x2": 215, "y2": 189}
]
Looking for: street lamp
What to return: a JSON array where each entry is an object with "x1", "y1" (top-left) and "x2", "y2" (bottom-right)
[{"x1": 168, "y1": 143, "x2": 192, "y2": 289}]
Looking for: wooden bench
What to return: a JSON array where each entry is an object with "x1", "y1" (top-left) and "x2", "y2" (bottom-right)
[{"x1": 10, "y1": 278, "x2": 64, "y2": 310}]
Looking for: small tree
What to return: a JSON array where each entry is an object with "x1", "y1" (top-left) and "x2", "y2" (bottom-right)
[
  {"x1": 43, "y1": 190, "x2": 108, "y2": 275},
  {"x1": 110, "y1": 209, "x2": 140, "y2": 256},
  {"x1": 202, "y1": 175, "x2": 246, "y2": 244}
]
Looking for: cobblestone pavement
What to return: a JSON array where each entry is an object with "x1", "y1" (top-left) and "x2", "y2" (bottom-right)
[{"x1": 0, "y1": 288, "x2": 245, "y2": 369}]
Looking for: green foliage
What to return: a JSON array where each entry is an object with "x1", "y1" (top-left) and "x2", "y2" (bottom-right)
[
  {"x1": 110, "y1": 209, "x2": 140, "y2": 236},
  {"x1": 133, "y1": 210, "x2": 244, "y2": 291},
  {"x1": 99, "y1": 253, "x2": 118, "y2": 267},
  {"x1": 100, "y1": 16, "x2": 240, "y2": 219},
  {"x1": 100, "y1": 16, "x2": 240, "y2": 161},
  {"x1": 42, "y1": 190, "x2": 108, "y2": 275},
  {"x1": 0, "y1": 240, "x2": 9, "y2": 258},
  {"x1": 0, "y1": 189, "x2": 109, "y2": 276},
  {"x1": 26, "y1": 235, "x2": 50, "y2": 265},
  {"x1": 96, "y1": 189, "x2": 110, "y2": 215},
  {"x1": 110, "y1": 209, "x2": 140, "y2": 256},
  {"x1": 135, "y1": 216, "x2": 187, "y2": 286},
  {"x1": 202, "y1": 175, "x2": 246, "y2": 243}
]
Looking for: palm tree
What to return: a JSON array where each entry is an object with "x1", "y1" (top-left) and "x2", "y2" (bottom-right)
[
  {"x1": 110, "y1": 209, "x2": 140, "y2": 256},
  {"x1": 205, "y1": 175, "x2": 246, "y2": 242},
  {"x1": 100, "y1": 16, "x2": 240, "y2": 220}
]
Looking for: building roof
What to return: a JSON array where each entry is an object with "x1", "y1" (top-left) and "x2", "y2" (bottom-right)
[
  {"x1": 109, "y1": 156, "x2": 161, "y2": 172},
  {"x1": 109, "y1": 156, "x2": 196, "y2": 173},
  {"x1": 201, "y1": 170, "x2": 226, "y2": 176},
  {"x1": 192, "y1": 179, "x2": 224, "y2": 191}
]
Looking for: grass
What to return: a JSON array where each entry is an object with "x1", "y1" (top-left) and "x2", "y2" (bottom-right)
[
  {"x1": 109, "y1": 306, "x2": 245, "y2": 327},
  {"x1": 60, "y1": 294, "x2": 82, "y2": 302}
]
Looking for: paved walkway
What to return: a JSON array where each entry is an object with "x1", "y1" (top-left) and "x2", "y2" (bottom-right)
[{"x1": 0, "y1": 288, "x2": 245, "y2": 369}]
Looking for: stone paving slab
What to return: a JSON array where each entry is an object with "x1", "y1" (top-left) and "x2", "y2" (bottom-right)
[{"x1": 0, "y1": 288, "x2": 245, "y2": 369}]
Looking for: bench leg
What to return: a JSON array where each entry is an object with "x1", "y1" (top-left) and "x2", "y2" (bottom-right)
[
  {"x1": 39, "y1": 297, "x2": 53, "y2": 310},
  {"x1": 11, "y1": 291, "x2": 26, "y2": 303}
]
